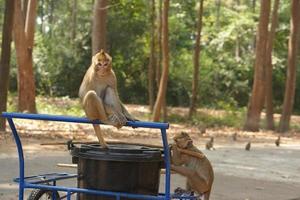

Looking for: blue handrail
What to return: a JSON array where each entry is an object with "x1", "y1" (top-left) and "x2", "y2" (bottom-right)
[
  {"x1": 1, "y1": 112, "x2": 169, "y2": 129},
  {"x1": 1, "y1": 112, "x2": 172, "y2": 200}
]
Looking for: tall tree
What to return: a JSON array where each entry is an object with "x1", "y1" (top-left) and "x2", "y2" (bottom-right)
[
  {"x1": 156, "y1": 0, "x2": 163, "y2": 89},
  {"x1": 189, "y1": 0, "x2": 204, "y2": 118},
  {"x1": 0, "y1": 0, "x2": 15, "y2": 131},
  {"x1": 92, "y1": 0, "x2": 108, "y2": 55},
  {"x1": 244, "y1": 0, "x2": 271, "y2": 131},
  {"x1": 278, "y1": 0, "x2": 300, "y2": 133},
  {"x1": 152, "y1": 0, "x2": 169, "y2": 122},
  {"x1": 148, "y1": 0, "x2": 156, "y2": 112},
  {"x1": 71, "y1": 0, "x2": 77, "y2": 41},
  {"x1": 265, "y1": 0, "x2": 280, "y2": 130},
  {"x1": 13, "y1": 0, "x2": 37, "y2": 113}
]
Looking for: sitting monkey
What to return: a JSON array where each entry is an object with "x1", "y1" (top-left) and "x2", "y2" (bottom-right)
[
  {"x1": 170, "y1": 132, "x2": 214, "y2": 200},
  {"x1": 79, "y1": 50, "x2": 135, "y2": 148}
]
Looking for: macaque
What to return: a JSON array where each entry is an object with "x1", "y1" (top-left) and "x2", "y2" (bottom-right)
[
  {"x1": 245, "y1": 141, "x2": 251, "y2": 151},
  {"x1": 170, "y1": 132, "x2": 214, "y2": 200},
  {"x1": 232, "y1": 132, "x2": 237, "y2": 141},
  {"x1": 79, "y1": 50, "x2": 135, "y2": 148},
  {"x1": 205, "y1": 137, "x2": 215, "y2": 150},
  {"x1": 275, "y1": 136, "x2": 281, "y2": 147}
]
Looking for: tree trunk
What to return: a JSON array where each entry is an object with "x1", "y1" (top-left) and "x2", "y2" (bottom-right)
[
  {"x1": 71, "y1": 0, "x2": 77, "y2": 40},
  {"x1": 13, "y1": 0, "x2": 37, "y2": 113},
  {"x1": 251, "y1": 0, "x2": 257, "y2": 51},
  {"x1": 244, "y1": 0, "x2": 271, "y2": 131},
  {"x1": 22, "y1": 0, "x2": 28, "y2": 22},
  {"x1": 155, "y1": 0, "x2": 162, "y2": 89},
  {"x1": 92, "y1": 0, "x2": 108, "y2": 55},
  {"x1": 0, "y1": 0, "x2": 15, "y2": 131},
  {"x1": 189, "y1": 0, "x2": 204, "y2": 118},
  {"x1": 278, "y1": 0, "x2": 300, "y2": 133},
  {"x1": 148, "y1": 0, "x2": 156, "y2": 112},
  {"x1": 152, "y1": 0, "x2": 169, "y2": 122},
  {"x1": 265, "y1": 0, "x2": 280, "y2": 130}
]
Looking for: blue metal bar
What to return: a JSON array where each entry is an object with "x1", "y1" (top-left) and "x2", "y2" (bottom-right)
[
  {"x1": 52, "y1": 181, "x2": 57, "y2": 200},
  {"x1": 161, "y1": 128, "x2": 171, "y2": 200},
  {"x1": 14, "y1": 173, "x2": 78, "y2": 184},
  {"x1": 67, "y1": 191, "x2": 71, "y2": 200},
  {"x1": 2, "y1": 112, "x2": 173, "y2": 200},
  {"x1": 25, "y1": 183, "x2": 166, "y2": 200},
  {"x1": 1, "y1": 112, "x2": 169, "y2": 129},
  {"x1": 7, "y1": 118, "x2": 24, "y2": 200}
]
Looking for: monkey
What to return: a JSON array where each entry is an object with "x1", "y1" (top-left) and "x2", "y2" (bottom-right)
[
  {"x1": 197, "y1": 126, "x2": 206, "y2": 135},
  {"x1": 205, "y1": 137, "x2": 215, "y2": 150},
  {"x1": 79, "y1": 49, "x2": 135, "y2": 148},
  {"x1": 170, "y1": 132, "x2": 214, "y2": 200},
  {"x1": 245, "y1": 141, "x2": 251, "y2": 151},
  {"x1": 232, "y1": 132, "x2": 237, "y2": 141},
  {"x1": 275, "y1": 136, "x2": 281, "y2": 147}
]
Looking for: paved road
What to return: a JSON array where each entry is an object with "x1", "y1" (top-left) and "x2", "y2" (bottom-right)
[{"x1": 1, "y1": 141, "x2": 300, "y2": 200}]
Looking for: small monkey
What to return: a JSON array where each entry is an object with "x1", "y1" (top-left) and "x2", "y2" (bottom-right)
[
  {"x1": 205, "y1": 137, "x2": 215, "y2": 150},
  {"x1": 170, "y1": 132, "x2": 214, "y2": 200},
  {"x1": 79, "y1": 50, "x2": 135, "y2": 148},
  {"x1": 232, "y1": 132, "x2": 237, "y2": 141},
  {"x1": 275, "y1": 136, "x2": 281, "y2": 147},
  {"x1": 245, "y1": 141, "x2": 251, "y2": 151}
]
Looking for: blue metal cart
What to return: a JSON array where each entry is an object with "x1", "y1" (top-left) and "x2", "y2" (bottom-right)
[{"x1": 2, "y1": 112, "x2": 197, "y2": 200}]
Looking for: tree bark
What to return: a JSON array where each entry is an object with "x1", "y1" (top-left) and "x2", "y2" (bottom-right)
[
  {"x1": 278, "y1": 0, "x2": 300, "y2": 133},
  {"x1": 22, "y1": 0, "x2": 28, "y2": 22},
  {"x1": 189, "y1": 0, "x2": 204, "y2": 118},
  {"x1": 244, "y1": 0, "x2": 271, "y2": 131},
  {"x1": 155, "y1": 0, "x2": 162, "y2": 89},
  {"x1": 13, "y1": 0, "x2": 37, "y2": 113},
  {"x1": 92, "y1": 0, "x2": 108, "y2": 55},
  {"x1": 0, "y1": 0, "x2": 15, "y2": 131},
  {"x1": 148, "y1": 0, "x2": 156, "y2": 112},
  {"x1": 265, "y1": 0, "x2": 280, "y2": 130},
  {"x1": 71, "y1": 0, "x2": 77, "y2": 40},
  {"x1": 152, "y1": 0, "x2": 169, "y2": 122}
]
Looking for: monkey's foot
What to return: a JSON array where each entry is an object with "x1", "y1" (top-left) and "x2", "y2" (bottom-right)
[
  {"x1": 108, "y1": 113, "x2": 127, "y2": 129},
  {"x1": 100, "y1": 142, "x2": 109, "y2": 149},
  {"x1": 174, "y1": 187, "x2": 194, "y2": 197}
]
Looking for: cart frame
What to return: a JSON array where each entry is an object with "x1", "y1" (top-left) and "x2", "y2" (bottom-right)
[{"x1": 2, "y1": 112, "x2": 197, "y2": 200}]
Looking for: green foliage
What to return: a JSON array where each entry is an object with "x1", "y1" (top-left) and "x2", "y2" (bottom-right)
[{"x1": 3, "y1": 0, "x2": 299, "y2": 113}]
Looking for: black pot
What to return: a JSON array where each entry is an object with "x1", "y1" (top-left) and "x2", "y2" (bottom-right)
[{"x1": 71, "y1": 143, "x2": 163, "y2": 200}]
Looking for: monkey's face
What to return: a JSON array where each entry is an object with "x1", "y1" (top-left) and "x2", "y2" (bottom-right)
[
  {"x1": 92, "y1": 50, "x2": 112, "y2": 76},
  {"x1": 174, "y1": 132, "x2": 193, "y2": 149}
]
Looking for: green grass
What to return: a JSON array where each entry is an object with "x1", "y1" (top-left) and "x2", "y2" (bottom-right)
[
  {"x1": 7, "y1": 94, "x2": 84, "y2": 116},
  {"x1": 168, "y1": 110, "x2": 245, "y2": 128}
]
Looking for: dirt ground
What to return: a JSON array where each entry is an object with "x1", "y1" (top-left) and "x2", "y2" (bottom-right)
[{"x1": 1, "y1": 105, "x2": 300, "y2": 200}]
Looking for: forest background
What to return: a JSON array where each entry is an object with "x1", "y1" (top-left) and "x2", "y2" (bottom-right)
[{"x1": 0, "y1": 0, "x2": 300, "y2": 134}]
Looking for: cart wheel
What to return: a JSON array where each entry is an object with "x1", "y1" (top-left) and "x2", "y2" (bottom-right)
[{"x1": 27, "y1": 189, "x2": 60, "y2": 200}]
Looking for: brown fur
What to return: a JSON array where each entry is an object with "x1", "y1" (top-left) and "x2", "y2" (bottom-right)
[
  {"x1": 205, "y1": 137, "x2": 215, "y2": 150},
  {"x1": 171, "y1": 132, "x2": 214, "y2": 200},
  {"x1": 79, "y1": 50, "x2": 135, "y2": 148}
]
